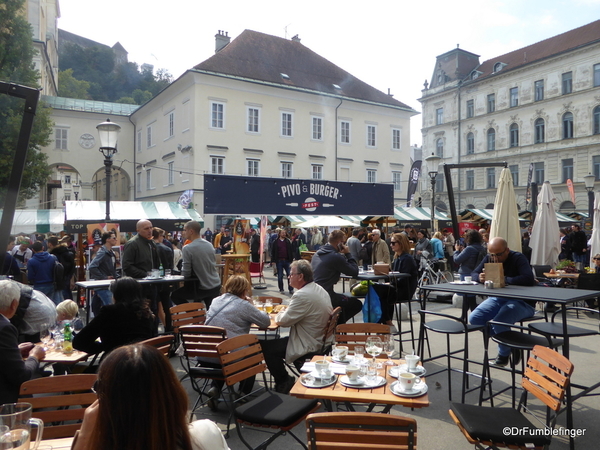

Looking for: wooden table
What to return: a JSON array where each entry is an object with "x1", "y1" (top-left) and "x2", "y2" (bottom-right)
[
  {"x1": 340, "y1": 271, "x2": 411, "y2": 293},
  {"x1": 37, "y1": 437, "x2": 73, "y2": 449},
  {"x1": 43, "y1": 348, "x2": 89, "y2": 364},
  {"x1": 543, "y1": 272, "x2": 579, "y2": 280},
  {"x1": 290, "y1": 356, "x2": 429, "y2": 413}
]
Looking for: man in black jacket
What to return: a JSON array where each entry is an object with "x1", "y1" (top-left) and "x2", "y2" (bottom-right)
[
  {"x1": 48, "y1": 236, "x2": 75, "y2": 299},
  {"x1": 88, "y1": 232, "x2": 118, "y2": 314},
  {"x1": 569, "y1": 224, "x2": 588, "y2": 266},
  {"x1": 311, "y1": 230, "x2": 363, "y2": 323}
]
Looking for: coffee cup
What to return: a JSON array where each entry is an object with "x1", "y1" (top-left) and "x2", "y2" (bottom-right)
[
  {"x1": 405, "y1": 354, "x2": 420, "y2": 372},
  {"x1": 315, "y1": 360, "x2": 330, "y2": 378},
  {"x1": 345, "y1": 365, "x2": 360, "y2": 381},
  {"x1": 398, "y1": 372, "x2": 418, "y2": 391},
  {"x1": 0, "y1": 403, "x2": 43, "y2": 450},
  {"x1": 335, "y1": 346, "x2": 349, "y2": 360},
  {"x1": 464, "y1": 276, "x2": 472, "y2": 283}
]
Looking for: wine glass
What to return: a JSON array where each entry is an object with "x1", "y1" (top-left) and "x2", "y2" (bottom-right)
[
  {"x1": 365, "y1": 336, "x2": 382, "y2": 366},
  {"x1": 383, "y1": 335, "x2": 396, "y2": 366},
  {"x1": 40, "y1": 323, "x2": 52, "y2": 350}
]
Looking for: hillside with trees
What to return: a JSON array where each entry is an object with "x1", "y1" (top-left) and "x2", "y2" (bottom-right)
[{"x1": 58, "y1": 42, "x2": 173, "y2": 104}]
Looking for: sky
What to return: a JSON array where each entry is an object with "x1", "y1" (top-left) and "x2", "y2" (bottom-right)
[{"x1": 57, "y1": 0, "x2": 600, "y2": 146}]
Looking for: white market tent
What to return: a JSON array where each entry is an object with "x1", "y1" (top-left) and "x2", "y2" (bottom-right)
[
  {"x1": 295, "y1": 216, "x2": 359, "y2": 228},
  {"x1": 0, "y1": 209, "x2": 65, "y2": 234}
]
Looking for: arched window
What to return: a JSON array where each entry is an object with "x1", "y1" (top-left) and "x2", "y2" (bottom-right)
[
  {"x1": 435, "y1": 200, "x2": 448, "y2": 212},
  {"x1": 466, "y1": 204, "x2": 476, "y2": 209},
  {"x1": 466, "y1": 132, "x2": 474, "y2": 154},
  {"x1": 534, "y1": 118, "x2": 545, "y2": 143},
  {"x1": 485, "y1": 203, "x2": 495, "y2": 209},
  {"x1": 593, "y1": 106, "x2": 600, "y2": 135},
  {"x1": 487, "y1": 128, "x2": 495, "y2": 151},
  {"x1": 560, "y1": 200, "x2": 576, "y2": 211},
  {"x1": 436, "y1": 138, "x2": 443, "y2": 158},
  {"x1": 509, "y1": 123, "x2": 519, "y2": 147},
  {"x1": 563, "y1": 112, "x2": 574, "y2": 139},
  {"x1": 493, "y1": 62, "x2": 504, "y2": 72}
]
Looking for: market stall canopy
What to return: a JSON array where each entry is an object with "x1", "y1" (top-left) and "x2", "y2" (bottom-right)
[
  {"x1": 64, "y1": 201, "x2": 203, "y2": 232},
  {"x1": 0, "y1": 209, "x2": 64, "y2": 234},
  {"x1": 295, "y1": 216, "x2": 359, "y2": 228},
  {"x1": 364, "y1": 207, "x2": 452, "y2": 228},
  {"x1": 518, "y1": 210, "x2": 577, "y2": 227}
]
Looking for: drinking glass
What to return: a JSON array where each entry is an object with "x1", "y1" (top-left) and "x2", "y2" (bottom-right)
[
  {"x1": 39, "y1": 324, "x2": 51, "y2": 351},
  {"x1": 353, "y1": 345, "x2": 365, "y2": 364},
  {"x1": 383, "y1": 335, "x2": 396, "y2": 366},
  {"x1": 366, "y1": 360, "x2": 379, "y2": 385},
  {"x1": 264, "y1": 300, "x2": 273, "y2": 314},
  {"x1": 365, "y1": 336, "x2": 382, "y2": 365}
]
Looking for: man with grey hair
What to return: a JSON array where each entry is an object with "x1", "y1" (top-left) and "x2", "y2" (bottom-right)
[
  {"x1": 371, "y1": 229, "x2": 390, "y2": 265},
  {"x1": 0, "y1": 280, "x2": 45, "y2": 405}
]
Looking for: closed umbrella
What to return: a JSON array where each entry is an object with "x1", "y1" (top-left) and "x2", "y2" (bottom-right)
[
  {"x1": 530, "y1": 182, "x2": 561, "y2": 267},
  {"x1": 590, "y1": 194, "x2": 600, "y2": 260},
  {"x1": 489, "y1": 168, "x2": 522, "y2": 252}
]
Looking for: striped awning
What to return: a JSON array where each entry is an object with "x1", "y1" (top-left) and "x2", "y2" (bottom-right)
[
  {"x1": 0, "y1": 209, "x2": 65, "y2": 234},
  {"x1": 519, "y1": 210, "x2": 577, "y2": 224},
  {"x1": 64, "y1": 201, "x2": 203, "y2": 232}
]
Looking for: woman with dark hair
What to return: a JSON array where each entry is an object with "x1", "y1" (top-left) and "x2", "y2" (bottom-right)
[
  {"x1": 414, "y1": 229, "x2": 432, "y2": 269},
  {"x1": 453, "y1": 229, "x2": 485, "y2": 312},
  {"x1": 73, "y1": 277, "x2": 154, "y2": 356},
  {"x1": 72, "y1": 344, "x2": 229, "y2": 450}
]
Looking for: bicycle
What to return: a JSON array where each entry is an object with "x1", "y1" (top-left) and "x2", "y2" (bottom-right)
[{"x1": 416, "y1": 257, "x2": 454, "y2": 296}]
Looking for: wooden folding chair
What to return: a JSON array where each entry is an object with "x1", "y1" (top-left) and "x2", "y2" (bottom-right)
[
  {"x1": 139, "y1": 334, "x2": 175, "y2": 357},
  {"x1": 19, "y1": 374, "x2": 97, "y2": 439},
  {"x1": 306, "y1": 411, "x2": 417, "y2": 450},
  {"x1": 217, "y1": 334, "x2": 320, "y2": 450},
  {"x1": 170, "y1": 302, "x2": 207, "y2": 333},
  {"x1": 293, "y1": 307, "x2": 342, "y2": 370},
  {"x1": 334, "y1": 323, "x2": 391, "y2": 351},
  {"x1": 449, "y1": 345, "x2": 574, "y2": 450}
]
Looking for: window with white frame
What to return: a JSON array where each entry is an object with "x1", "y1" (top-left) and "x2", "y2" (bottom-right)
[
  {"x1": 167, "y1": 161, "x2": 174, "y2": 185},
  {"x1": 436, "y1": 108, "x2": 443, "y2": 125},
  {"x1": 593, "y1": 155, "x2": 600, "y2": 180},
  {"x1": 340, "y1": 121, "x2": 350, "y2": 144},
  {"x1": 535, "y1": 118, "x2": 545, "y2": 143},
  {"x1": 146, "y1": 169, "x2": 153, "y2": 190},
  {"x1": 436, "y1": 138, "x2": 443, "y2": 157},
  {"x1": 486, "y1": 168, "x2": 495, "y2": 188},
  {"x1": 55, "y1": 128, "x2": 68, "y2": 150},
  {"x1": 136, "y1": 130, "x2": 142, "y2": 152},
  {"x1": 247, "y1": 107, "x2": 260, "y2": 133},
  {"x1": 466, "y1": 170, "x2": 474, "y2": 190},
  {"x1": 595, "y1": 64, "x2": 600, "y2": 87},
  {"x1": 509, "y1": 87, "x2": 518, "y2": 107},
  {"x1": 64, "y1": 175, "x2": 71, "y2": 185},
  {"x1": 594, "y1": 106, "x2": 600, "y2": 135},
  {"x1": 562, "y1": 158, "x2": 573, "y2": 183},
  {"x1": 281, "y1": 112, "x2": 293, "y2": 137},
  {"x1": 466, "y1": 100, "x2": 474, "y2": 118},
  {"x1": 509, "y1": 123, "x2": 519, "y2": 147},
  {"x1": 392, "y1": 128, "x2": 401, "y2": 150},
  {"x1": 535, "y1": 80, "x2": 544, "y2": 101},
  {"x1": 211, "y1": 156, "x2": 224, "y2": 174},
  {"x1": 312, "y1": 116, "x2": 323, "y2": 141},
  {"x1": 534, "y1": 162, "x2": 545, "y2": 184},
  {"x1": 281, "y1": 162, "x2": 293, "y2": 178},
  {"x1": 136, "y1": 172, "x2": 141, "y2": 192},
  {"x1": 436, "y1": 172, "x2": 444, "y2": 192},
  {"x1": 563, "y1": 112, "x2": 574, "y2": 139},
  {"x1": 168, "y1": 112, "x2": 174, "y2": 137},
  {"x1": 487, "y1": 128, "x2": 495, "y2": 151},
  {"x1": 487, "y1": 94, "x2": 495, "y2": 113},
  {"x1": 367, "y1": 169, "x2": 377, "y2": 183},
  {"x1": 146, "y1": 125, "x2": 153, "y2": 148},
  {"x1": 562, "y1": 72, "x2": 573, "y2": 95},
  {"x1": 367, "y1": 125, "x2": 376, "y2": 147},
  {"x1": 311, "y1": 164, "x2": 323, "y2": 180},
  {"x1": 211, "y1": 102, "x2": 225, "y2": 129},
  {"x1": 64, "y1": 194, "x2": 71, "y2": 202},
  {"x1": 466, "y1": 132, "x2": 474, "y2": 154},
  {"x1": 247, "y1": 159, "x2": 260, "y2": 177},
  {"x1": 509, "y1": 165, "x2": 519, "y2": 186},
  {"x1": 392, "y1": 171, "x2": 402, "y2": 192}
]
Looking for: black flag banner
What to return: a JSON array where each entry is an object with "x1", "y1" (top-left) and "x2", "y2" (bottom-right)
[{"x1": 405, "y1": 160, "x2": 422, "y2": 207}]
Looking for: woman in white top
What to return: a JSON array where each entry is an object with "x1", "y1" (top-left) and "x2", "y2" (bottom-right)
[{"x1": 72, "y1": 343, "x2": 229, "y2": 450}]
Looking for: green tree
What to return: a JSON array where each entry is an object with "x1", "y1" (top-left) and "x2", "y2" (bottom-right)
[
  {"x1": 58, "y1": 68, "x2": 90, "y2": 99},
  {"x1": 0, "y1": 0, "x2": 53, "y2": 207}
]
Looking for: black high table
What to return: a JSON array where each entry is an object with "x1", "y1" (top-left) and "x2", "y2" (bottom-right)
[{"x1": 420, "y1": 283, "x2": 600, "y2": 450}]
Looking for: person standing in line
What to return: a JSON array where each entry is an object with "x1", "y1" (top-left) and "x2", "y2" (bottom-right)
[
  {"x1": 249, "y1": 228, "x2": 261, "y2": 263},
  {"x1": 219, "y1": 229, "x2": 233, "y2": 254},
  {"x1": 3, "y1": 236, "x2": 22, "y2": 280},
  {"x1": 371, "y1": 229, "x2": 390, "y2": 264},
  {"x1": 87, "y1": 232, "x2": 118, "y2": 314},
  {"x1": 27, "y1": 241, "x2": 63, "y2": 305},
  {"x1": 271, "y1": 229, "x2": 294, "y2": 294},
  {"x1": 203, "y1": 227, "x2": 213, "y2": 244},
  {"x1": 346, "y1": 228, "x2": 363, "y2": 264},
  {"x1": 213, "y1": 227, "x2": 225, "y2": 251},
  {"x1": 569, "y1": 224, "x2": 588, "y2": 266},
  {"x1": 48, "y1": 236, "x2": 75, "y2": 300}
]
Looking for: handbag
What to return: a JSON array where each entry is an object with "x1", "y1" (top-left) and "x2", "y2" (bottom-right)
[
  {"x1": 362, "y1": 283, "x2": 382, "y2": 323},
  {"x1": 484, "y1": 262, "x2": 506, "y2": 287}
]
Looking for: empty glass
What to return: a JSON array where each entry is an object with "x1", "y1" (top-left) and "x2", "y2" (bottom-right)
[{"x1": 383, "y1": 335, "x2": 396, "y2": 366}]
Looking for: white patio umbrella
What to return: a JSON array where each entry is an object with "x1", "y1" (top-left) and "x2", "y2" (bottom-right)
[
  {"x1": 530, "y1": 181, "x2": 561, "y2": 267},
  {"x1": 489, "y1": 168, "x2": 522, "y2": 252},
  {"x1": 295, "y1": 216, "x2": 358, "y2": 228},
  {"x1": 590, "y1": 193, "x2": 600, "y2": 260}
]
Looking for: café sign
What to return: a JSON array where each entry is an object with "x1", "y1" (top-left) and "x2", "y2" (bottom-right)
[{"x1": 204, "y1": 175, "x2": 394, "y2": 215}]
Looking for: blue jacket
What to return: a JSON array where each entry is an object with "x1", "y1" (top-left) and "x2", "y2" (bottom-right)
[
  {"x1": 27, "y1": 251, "x2": 57, "y2": 287},
  {"x1": 311, "y1": 244, "x2": 358, "y2": 298},
  {"x1": 88, "y1": 245, "x2": 117, "y2": 280},
  {"x1": 454, "y1": 244, "x2": 485, "y2": 275}
]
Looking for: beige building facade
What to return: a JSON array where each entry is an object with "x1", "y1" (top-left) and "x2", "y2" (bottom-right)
[{"x1": 419, "y1": 20, "x2": 600, "y2": 215}]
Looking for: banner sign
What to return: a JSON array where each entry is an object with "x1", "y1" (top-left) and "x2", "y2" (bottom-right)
[
  {"x1": 204, "y1": 175, "x2": 394, "y2": 215},
  {"x1": 566, "y1": 179, "x2": 576, "y2": 204},
  {"x1": 178, "y1": 189, "x2": 194, "y2": 208},
  {"x1": 405, "y1": 160, "x2": 422, "y2": 207}
]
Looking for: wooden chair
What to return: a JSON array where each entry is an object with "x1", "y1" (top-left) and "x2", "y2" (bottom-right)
[
  {"x1": 217, "y1": 334, "x2": 320, "y2": 450},
  {"x1": 170, "y1": 302, "x2": 207, "y2": 334},
  {"x1": 249, "y1": 262, "x2": 266, "y2": 286},
  {"x1": 306, "y1": 412, "x2": 417, "y2": 450},
  {"x1": 19, "y1": 374, "x2": 97, "y2": 439},
  {"x1": 139, "y1": 334, "x2": 175, "y2": 357},
  {"x1": 293, "y1": 307, "x2": 342, "y2": 370},
  {"x1": 449, "y1": 345, "x2": 573, "y2": 450},
  {"x1": 179, "y1": 325, "x2": 228, "y2": 415},
  {"x1": 334, "y1": 323, "x2": 391, "y2": 351}
]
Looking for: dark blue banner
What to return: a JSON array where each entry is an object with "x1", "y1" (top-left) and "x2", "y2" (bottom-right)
[
  {"x1": 405, "y1": 160, "x2": 422, "y2": 207},
  {"x1": 204, "y1": 175, "x2": 394, "y2": 215}
]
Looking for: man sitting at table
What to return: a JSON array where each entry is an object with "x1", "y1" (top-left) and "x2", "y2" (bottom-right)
[
  {"x1": 469, "y1": 237, "x2": 536, "y2": 367},
  {"x1": 311, "y1": 230, "x2": 363, "y2": 324},
  {"x1": 261, "y1": 260, "x2": 332, "y2": 394},
  {"x1": 0, "y1": 280, "x2": 45, "y2": 405}
]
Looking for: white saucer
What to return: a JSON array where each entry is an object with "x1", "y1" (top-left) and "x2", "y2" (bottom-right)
[
  {"x1": 339, "y1": 375, "x2": 364, "y2": 386},
  {"x1": 449, "y1": 281, "x2": 477, "y2": 285},
  {"x1": 331, "y1": 356, "x2": 350, "y2": 364},
  {"x1": 390, "y1": 364, "x2": 426, "y2": 378},
  {"x1": 390, "y1": 380, "x2": 428, "y2": 397},
  {"x1": 300, "y1": 373, "x2": 337, "y2": 388},
  {"x1": 340, "y1": 375, "x2": 386, "y2": 389}
]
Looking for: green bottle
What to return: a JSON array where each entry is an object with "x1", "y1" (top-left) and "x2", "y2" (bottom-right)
[
  {"x1": 159, "y1": 263, "x2": 164, "y2": 277},
  {"x1": 63, "y1": 323, "x2": 73, "y2": 354}
]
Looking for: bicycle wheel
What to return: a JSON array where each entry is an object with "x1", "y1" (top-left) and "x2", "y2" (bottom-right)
[{"x1": 439, "y1": 270, "x2": 454, "y2": 284}]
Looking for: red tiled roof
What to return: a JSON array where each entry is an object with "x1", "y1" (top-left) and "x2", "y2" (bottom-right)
[
  {"x1": 471, "y1": 19, "x2": 600, "y2": 81},
  {"x1": 194, "y1": 30, "x2": 414, "y2": 111}
]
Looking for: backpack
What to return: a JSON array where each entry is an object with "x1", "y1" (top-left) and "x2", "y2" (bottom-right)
[
  {"x1": 54, "y1": 261, "x2": 65, "y2": 290},
  {"x1": 358, "y1": 245, "x2": 369, "y2": 262}
]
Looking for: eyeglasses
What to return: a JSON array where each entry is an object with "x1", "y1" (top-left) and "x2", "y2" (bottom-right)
[
  {"x1": 593, "y1": 257, "x2": 600, "y2": 261},
  {"x1": 488, "y1": 248, "x2": 507, "y2": 258},
  {"x1": 390, "y1": 241, "x2": 398, "y2": 245}
]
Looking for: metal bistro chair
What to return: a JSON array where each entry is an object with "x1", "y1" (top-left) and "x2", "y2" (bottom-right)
[
  {"x1": 139, "y1": 334, "x2": 175, "y2": 357},
  {"x1": 217, "y1": 334, "x2": 320, "y2": 450},
  {"x1": 19, "y1": 374, "x2": 97, "y2": 439},
  {"x1": 449, "y1": 345, "x2": 574, "y2": 450},
  {"x1": 306, "y1": 412, "x2": 417, "y2": 450},
  {"x1": 249, "y1": 262, "x2": 267, "y2": 288}
]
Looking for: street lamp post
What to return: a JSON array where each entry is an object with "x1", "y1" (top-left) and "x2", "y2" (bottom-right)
[
  {"x1": 425, "y1": 153, "x2": 442, "y2": 233},
  {"x1": 96, "y1": 119, "x2": 121, "y2": 221},
  {"x1": 583, "y1": 172, "x2": 596, "y2": 224},
  {"x1": 72, "y1": 183, "x2": 80, "y2": 201}
]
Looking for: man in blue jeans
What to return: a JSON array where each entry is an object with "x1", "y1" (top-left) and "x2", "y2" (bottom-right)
[
  {"x1": 469, "y1": 237, "x2": 536, "y2": 366},
  {"x1": 88, "y1": 232, "x2": 118, "y2": 314}
]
